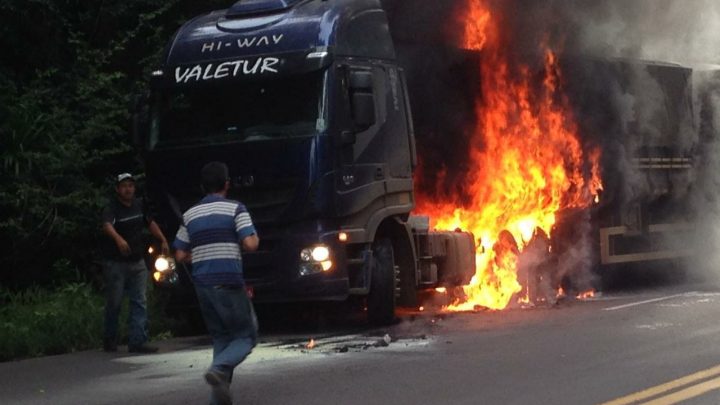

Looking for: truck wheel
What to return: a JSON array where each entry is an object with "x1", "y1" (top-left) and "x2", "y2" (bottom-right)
[{"x1": 367, "y1": 238, "x2": 397, "y2": 325}]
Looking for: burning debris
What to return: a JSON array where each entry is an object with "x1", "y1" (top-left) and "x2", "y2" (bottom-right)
[
  {"x1": 576, "y1": 290, "x2": 596, "y2": 300},
  {"x1": 284, "y1": 333, "x2": 428, "y2": 354},
  {"x1": 517, "y1": 228, "x2": 557, "y2": 306}
]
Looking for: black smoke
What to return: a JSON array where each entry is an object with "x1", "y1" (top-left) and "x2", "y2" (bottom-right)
[{"x1": 383, "y1": 0, "x2": 720, "y2": 295}]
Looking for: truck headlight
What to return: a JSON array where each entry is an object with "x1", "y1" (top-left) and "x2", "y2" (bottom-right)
[
  {"x1": 153, "y1": 269, "x2": 178, "y2": 285},
  {"x1": 152, "y1": 255, "x2": 178, "y2": 286},
  {"x1": 299, "y1": 245, "x2": 332, "y2": 276},
  {"x1": 311, "y1": 246, "x2": 330, "y2": 262},
  {"x1": 154, "y1": 255, "x2": 175, "y2": 272},
  {"x1": 300, "y1": 246, "x2": 330, "y2": 262}
]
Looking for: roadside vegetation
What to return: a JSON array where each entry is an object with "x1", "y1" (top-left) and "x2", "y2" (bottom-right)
[
  {"x1": 0, "y1": 282, "x2": 103, "y2": 361},
  {"x1": 0, "y1": 1, "x2": 227, "y2": 361},
  {"x1": 0, "y1": 260, "x2": 178, "y2": 361}
]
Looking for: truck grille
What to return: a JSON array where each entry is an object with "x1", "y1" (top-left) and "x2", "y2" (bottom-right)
[{"x1": 232, "y1": 179, "x2": 299, "y2": 224}]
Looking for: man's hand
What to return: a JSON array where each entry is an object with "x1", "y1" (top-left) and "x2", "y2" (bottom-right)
[
  {"x1": 175, "y1": 249, "x2": 191, "y2": 263},
  {"x1": 103, "y1": 222, "x2": 132, "y2": 256},
  {"x1": 115, "y1": 238, "x2": 131, "y2": 256},
  {"x1": 148, "y1": 221, "x2": 170, "y2": 256},
  {"x1": 160, "y1": 240, "x2": 170, "y2": 255}
]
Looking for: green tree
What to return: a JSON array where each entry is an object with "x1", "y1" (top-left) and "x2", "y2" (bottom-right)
[{"x1": 0, "y1": 0, "x2": 227, "y2": 287}]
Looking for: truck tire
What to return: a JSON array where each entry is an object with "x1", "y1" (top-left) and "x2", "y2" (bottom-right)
[{"x1": 367, "y1": 238, "x2": 397, "y2": 325}]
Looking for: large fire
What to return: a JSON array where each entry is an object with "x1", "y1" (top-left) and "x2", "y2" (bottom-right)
[{"x1": 415, "y1": 0, "x2": 602, "y2": 310}]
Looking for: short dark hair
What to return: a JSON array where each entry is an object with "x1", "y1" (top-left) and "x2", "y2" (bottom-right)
[{"x1": 201, "y1": 161, "x2": 229, "y2": 193}]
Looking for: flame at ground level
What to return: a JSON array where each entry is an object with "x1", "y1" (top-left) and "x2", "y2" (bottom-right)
[
  {"x1": 576, "y1": 290, "x2": 596, "y2": 300},
  {"x1": 415, "y1": 0, "x2": 601, "y2": 311}
]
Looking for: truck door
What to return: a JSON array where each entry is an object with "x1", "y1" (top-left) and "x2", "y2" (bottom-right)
[{"x1": 332, "y1": 65, "x2": 383, "y2": 217}]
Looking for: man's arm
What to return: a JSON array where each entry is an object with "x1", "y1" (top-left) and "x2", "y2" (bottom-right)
[
  {"x1": 173, "y1": 222, "x2": 191, "y2": 263},
  {"x1": 102, "y1": 222, "x2": 131, "y2": 256},
  {"x1": 242, "y1": 234, "x2": 259, "y2": 252},
  {"x1": 235, "y1": 204, "x2": 258, "y2": 252},
  {"x1": 148, "y1": 220, "x2": 170, "y2": 255}
]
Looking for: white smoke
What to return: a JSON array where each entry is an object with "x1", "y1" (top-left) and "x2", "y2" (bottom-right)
[
  {"x1": 574, "y1": 0, "x2": 720, "y2": 64},
  {"x1": 689, "y1": 78, "x2": 720, "y2": 282},
  {"x1": 567, "y1": 0, "x2": 720, "y2": 283}
]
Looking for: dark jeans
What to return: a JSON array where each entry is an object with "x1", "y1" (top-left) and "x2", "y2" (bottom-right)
[
  {"x1": 103, "y1": 259, "x2": 149, "y2": 346},
  {"x1": 195, "y1": 284, "x2": 258, "y2": 404}
]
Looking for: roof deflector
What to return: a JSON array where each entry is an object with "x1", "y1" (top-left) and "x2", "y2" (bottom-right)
[{"x1": 226, "y1": 0, "x2": 304, "y2": 18}]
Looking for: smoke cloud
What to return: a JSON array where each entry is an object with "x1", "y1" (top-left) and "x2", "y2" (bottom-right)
[
  {"x1": 482, "y1": 0, "x2": 720, "y2": 290},
  {"x1": 688, "y1": 75, "x2": 720, "y2": 282},
  {"x1": 388, "y1": 0, "x2": 720, "y2": 295},
  {"x1": 563, "y1": 0, "x2": 720, "y2": 283},
  {"x1": 569, "y1": 0, "x2": 720, "y2": 64}
]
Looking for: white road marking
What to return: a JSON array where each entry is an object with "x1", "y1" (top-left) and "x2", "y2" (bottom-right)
[
  {"x1": 603, "y1": 293, "x2": 690, "y2": 311},
  {"x1": 635, "y1": 322, "x2": 675, "y2": 330}
]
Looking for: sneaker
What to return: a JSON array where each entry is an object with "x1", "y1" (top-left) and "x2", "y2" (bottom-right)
[
  {"x1": 204, "y1": 369, "x2": 232, "y2": 405},
  {"x1": 103, "y1": 338, "x2": 118, "y2": 352},
  {"x1": 128, "y1": 343, "x2": 159, "y2": 353}
]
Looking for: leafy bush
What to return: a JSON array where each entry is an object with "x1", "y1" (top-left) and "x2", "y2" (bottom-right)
[
  {"x1": 0, "y1": 283, "x2": 103, "y2": 361},
  {"x1": 0, "y1": 279, "x2": 180, "y2": 361}
]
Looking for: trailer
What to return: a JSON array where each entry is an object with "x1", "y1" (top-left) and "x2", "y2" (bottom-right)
[{"x1": 558, "y1": 58, "x2": 713, "y2": 277}]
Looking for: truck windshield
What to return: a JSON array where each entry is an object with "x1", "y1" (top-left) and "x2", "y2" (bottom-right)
[{"x1": 149, "y1": 71, "x2": 326, "y2": 148}]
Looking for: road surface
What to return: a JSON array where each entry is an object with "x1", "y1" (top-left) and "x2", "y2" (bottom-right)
[{"x1": 3, "y1": 282, "x2": 720, "y2": 404}]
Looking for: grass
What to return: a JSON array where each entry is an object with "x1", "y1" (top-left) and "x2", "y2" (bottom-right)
[
  {"x1": 0, "y1": 282, "x2": 103, "y2": 361},
  {"x1": 0, "y1": 281, "x2": 179, "y2": 361}
]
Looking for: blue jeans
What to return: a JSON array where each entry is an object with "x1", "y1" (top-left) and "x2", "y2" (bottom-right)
[
  {"x1": 195, "y1": 285, "x2": 257, "y2": 403},
  {"x1": 103, "y1": 259, "x2": 149, "y2": 346}
]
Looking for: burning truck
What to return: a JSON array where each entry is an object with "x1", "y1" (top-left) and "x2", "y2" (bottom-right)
[
  {"x1": 133, "y1": 0, "x2": 718, "y2": 319},
  {"x1": 386, "y1": 0, "x2": 719, "y2": 310}
]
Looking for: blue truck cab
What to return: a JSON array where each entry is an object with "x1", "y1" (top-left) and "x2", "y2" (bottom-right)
[{"x1": 141, "y1": 0, "x2": 475, "y2": 324}]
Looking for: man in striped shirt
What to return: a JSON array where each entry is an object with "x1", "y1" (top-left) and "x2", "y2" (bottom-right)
[{"x1": 173, "y1": 161, "x2": 259, "y2": 405}]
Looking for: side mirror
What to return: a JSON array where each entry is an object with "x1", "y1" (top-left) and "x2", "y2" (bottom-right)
[
  {"x1": 130, "y1": 93, "x2": 145, "y2": 113},
  {"x1": 348, "y1": 70, "x2": 376, "y2": 131},
  {"x1": 130, "y1": 93, "x2": 148, "y2": 148}
]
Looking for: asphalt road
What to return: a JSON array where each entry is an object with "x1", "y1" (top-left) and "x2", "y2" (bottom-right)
[{"x1": 4, "y1": 280, "x2": 720, "y2": 405}]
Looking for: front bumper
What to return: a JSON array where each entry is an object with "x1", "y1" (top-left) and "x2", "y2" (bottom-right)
[
  {"x1": 152, "y1": 228, "x2": 361, "y2": 303},
  {"x1": 243, "y1": 230, "x2": 353, "y2": 302}
]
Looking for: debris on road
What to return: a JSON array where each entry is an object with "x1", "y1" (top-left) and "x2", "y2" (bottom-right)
[{"x1": 277, "y1": 332, "x2": 430, "y2": 354}]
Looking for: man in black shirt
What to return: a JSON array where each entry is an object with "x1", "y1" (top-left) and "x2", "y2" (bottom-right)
[{"x1": 101, "y1": 173, "x2": 168, "y2": 353}]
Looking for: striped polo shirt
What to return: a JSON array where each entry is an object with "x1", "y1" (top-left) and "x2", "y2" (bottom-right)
[{"x1": 173, "y1": 195, "x2": 256, "y2": 286}]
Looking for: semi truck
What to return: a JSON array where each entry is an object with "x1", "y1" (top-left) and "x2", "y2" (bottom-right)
[
  {"x1": 135, "y1": 0, "x2": 715, "y2": 318},
  {"x1": 136, "y1": 0, "x2": 477, "y2": 324}
]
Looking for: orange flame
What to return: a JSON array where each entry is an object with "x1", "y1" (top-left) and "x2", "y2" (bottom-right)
[
  {"x1": 417, "y1": 0, "x2": 602, "y2": 311},
  {"x1": 576, "y1": 290, "x2": 595, "y2": 300},
  {"x1": 463, "y1": 0, "x2": 491, "y2": 51},
  {"x1": 306, "y1": 339, "x2": 316, "y2": 349}
]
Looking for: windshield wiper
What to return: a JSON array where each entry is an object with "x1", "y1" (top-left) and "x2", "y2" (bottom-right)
[
  {"x1": 243, "y1": 122, "x2": 316, "y2": 140},
  {"x1": 157, "y1": 136, "x2": 214, "y2": 147}
]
